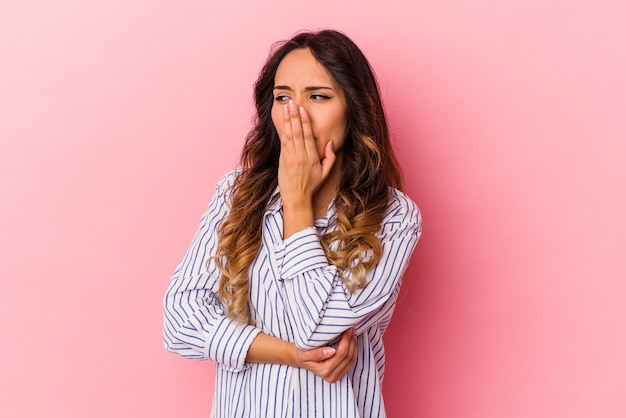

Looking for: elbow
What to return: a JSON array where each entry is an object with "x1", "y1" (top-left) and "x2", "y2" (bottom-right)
[
  {"x1": 162, "y1": 330, "x2": 205, "y2": 360},
  {"x1": 162, "y1": 305, "x2": 179, "y2": 353},
  {"x1": 162, "y1": 314, "x2": 204, "y2": 359},
  {"x1": 161, "y1": 290, "x2": 210, "y2": 360},
  {"x1": 294, "y1": 327, "x2": 344, "y2": 351},
  {"x1": 293, "y1": 326, "x2": 324, "y2": 350},
  {"x1": 294, "y1": 337, "x2": 322, "y2": 351},
  {"x1": 162, "y1": 325, "x2": 183, "y2": 355},
  {"x1": 162, "y1": 328, "x2": 179, "y2": 354}
]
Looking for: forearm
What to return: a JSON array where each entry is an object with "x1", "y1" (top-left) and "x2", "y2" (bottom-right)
[
  {"x1": 282, "y1": 200, "x2": 314, "y2": 239},
  {"x1": 246, "y1": 330, "x2": 352, "y2": 384},
  {"x1": 246, "y1": 332, "x2": 297, "y2": 366}
]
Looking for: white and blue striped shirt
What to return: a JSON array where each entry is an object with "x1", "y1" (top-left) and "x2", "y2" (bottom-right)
[{"x1": 163, "y1": 170, "x2": 421, "y2": 417}]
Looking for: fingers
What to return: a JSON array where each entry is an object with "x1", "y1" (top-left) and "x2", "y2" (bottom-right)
[
  {"x1": 336, "y1": 329, "x2": 357, "y2": 379},
  {"x1": 315, "y1": 329, "x2": 357, "y2": 384},
  {"x1": 297, "y1": 346, "x2": 336, "y2": 363},
  {"x1": 282, "y1": 101, "x2": 304, "y2": 156},
  {"x1": 320, "y1": 140, "x2": 336, "y2": 180},
  {"x1": 280, "y1": 102, "x2": 294, "y2": 155},
  {"x1": 277, "y1": 101, "x2": 337, "y2": 212},
  {"x1": 281, "y1": 101, "x2": 316, "y2": 158},
  {"x1": 297, "y1": 105, "x2": 317, "y2": 157},
  {"x1": 287, "y1": 101, "x2": 306, "y2": 155},
  {"x1": 294, "y1": 328, "x2": 358, "y2": 383},
  {"x1": 326, "y1": 328, "x2": 356, "y2": 382}
]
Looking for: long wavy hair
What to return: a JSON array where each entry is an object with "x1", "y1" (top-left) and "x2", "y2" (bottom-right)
[{"x1": 214, "y1": 30, "x2": 403, "y2": 323}]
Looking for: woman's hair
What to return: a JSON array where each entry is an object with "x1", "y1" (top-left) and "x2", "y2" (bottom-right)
[{"x1": 214, "y1": 29, "x2": 403, "y2": 323}]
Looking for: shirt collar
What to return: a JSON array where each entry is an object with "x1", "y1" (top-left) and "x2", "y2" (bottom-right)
[{"x1": 265, "y1": 186, "x2": 282, "y2": 214}]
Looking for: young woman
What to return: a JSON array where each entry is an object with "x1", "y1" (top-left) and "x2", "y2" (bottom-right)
[{"x1": 163, "y1": 29, "x2": 422, "y2": 417}]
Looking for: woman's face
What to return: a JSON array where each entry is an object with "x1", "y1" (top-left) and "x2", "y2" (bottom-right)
[{"x1": 271, "y1": 48, "x2": 348, "y2": 159}]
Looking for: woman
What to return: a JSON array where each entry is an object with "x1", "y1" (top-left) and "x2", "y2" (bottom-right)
[{"x1": 163, "y1": 29, "x2": 421, "y2": 417}]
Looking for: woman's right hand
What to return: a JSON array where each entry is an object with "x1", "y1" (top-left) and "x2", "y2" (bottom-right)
[
  {"x1": 277, "y1": 101, "x2": 336, "y2": 238},
  {"x1": 292, "y1": 328, "x2": 357, "y2": 383},
  {"x1": 278, "y1": 101, "x2": 336, "y2": 208}
]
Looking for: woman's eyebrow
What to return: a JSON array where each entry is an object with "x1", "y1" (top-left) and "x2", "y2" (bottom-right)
[
  {"x1": 273, "y1": 85, "x2": 334, "y2": 91},
  {"x1": 305, "y1": 86, "x2": 334, "y2": 92}
]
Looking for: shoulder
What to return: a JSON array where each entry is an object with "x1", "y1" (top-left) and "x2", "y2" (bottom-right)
[
  {"x1": 381, "y1": 188, "x2": 422, "y2": 237},
  {"x1": 213, "y1": 168, "x2": 242, "y2": 199}
]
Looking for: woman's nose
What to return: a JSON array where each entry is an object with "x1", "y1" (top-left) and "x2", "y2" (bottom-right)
[{"x1": 296, "y1": 102, "x2": 312, "y2": 120}]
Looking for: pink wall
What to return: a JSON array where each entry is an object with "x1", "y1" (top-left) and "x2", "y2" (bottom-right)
[{"x1": 1, "y1": 1, "x2": 625, "y2": 416}]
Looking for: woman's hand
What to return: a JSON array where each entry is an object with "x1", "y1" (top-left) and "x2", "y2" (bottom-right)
[
  {"x1": 278, "y1": 101, "x2": 336, "y2": 238},
  {"x1": 246, "y1": 328, "x2": 357, "y2": 383},
  {"x1": 292, "y1": 328, "x2": 357, "y2": 383}
]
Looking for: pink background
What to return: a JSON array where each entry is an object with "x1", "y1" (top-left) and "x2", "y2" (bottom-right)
[{"x1": 1, "y1": 0, "x2": 625, "y2": 417}]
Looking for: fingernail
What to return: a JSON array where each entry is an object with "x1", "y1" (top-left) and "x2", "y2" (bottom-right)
[
  {"x1": 323, "y1": 347, "x2": 335, "y2": 356},
  {"x1": 348, "y1": 328, "x2": 354, "y2": 336},
  {"x1": 299, "y1": 106, "x2": 306, "y2": 118},
  {"x1": 288, "y1": 100, "x2": 296, "y2": 112}
]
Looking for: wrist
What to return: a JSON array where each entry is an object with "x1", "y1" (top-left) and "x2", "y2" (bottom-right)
[
  {"x1": 247, "y1": 333, "x2": 297, "y2": 366},
  {"x1": 282, "y1": 202, "x2": 315, "y2": 239},
  {"x1": 282, "y1": 198, "x2": 314, "y2": 214},
  {"x1": 286, "y1": 342, "x2": 300, "y2": 368}
]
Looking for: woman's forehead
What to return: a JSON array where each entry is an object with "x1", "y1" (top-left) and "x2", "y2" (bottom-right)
[{"x1": 274, "y1": 48, "x2": 336, "y2": 87}]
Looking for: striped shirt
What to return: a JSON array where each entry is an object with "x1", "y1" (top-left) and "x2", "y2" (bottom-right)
[{"x1": 163, "y1": 170, "x2": 421, "y2": 417}]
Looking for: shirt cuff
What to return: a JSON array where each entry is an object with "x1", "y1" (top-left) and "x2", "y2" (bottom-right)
[
  {"x1": 204, "y1": 319, "x2": 263, "y2": 372},
  {"x1": 274, "y1": 227, "x2": 329, "y2": 280}
]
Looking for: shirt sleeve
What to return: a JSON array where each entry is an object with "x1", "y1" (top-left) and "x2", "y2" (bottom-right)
[
  {"x1": 273, "y1": 190, "x2": 422, "y2": 350},
  {"x1": 162, "y1": 171, "x2": 262, "y2": 372}
]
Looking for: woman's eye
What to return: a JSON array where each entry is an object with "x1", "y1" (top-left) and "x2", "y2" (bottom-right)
[
  {"x1": 274, "y1": 95, "x2": 290, "y2": 103},
  {"x1": 310, "y1": 94, "x2": 330, "y2": 101}
]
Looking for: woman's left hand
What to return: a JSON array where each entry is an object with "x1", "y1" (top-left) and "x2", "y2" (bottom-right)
[{"x1": 293, "y1": 328, "x2": 357, "y2": 383}]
